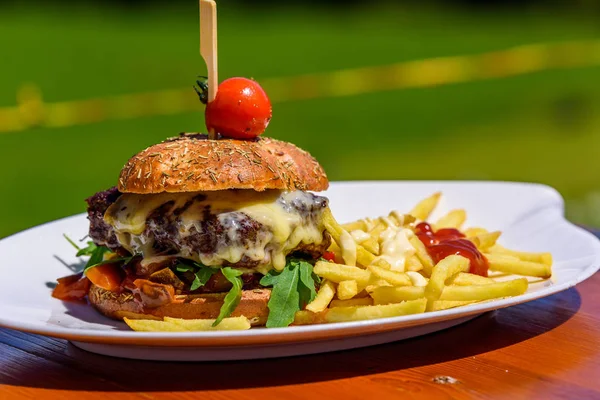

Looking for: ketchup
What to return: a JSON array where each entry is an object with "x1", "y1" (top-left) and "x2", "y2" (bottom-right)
[
  {"x1": 51, "y1": 272, "x2": 91, "y2": 301},
  {"x1": 322, "y1": 251, "x2": 337, "y2": 262},
  {"x1": 415, "y1": 222, "x2": 489, "y2": 277}
]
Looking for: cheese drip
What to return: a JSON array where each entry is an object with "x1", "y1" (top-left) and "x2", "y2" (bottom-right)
[
  {"x1": 374, "y1": 228, "x2": 415, "y2": 272},
  {"x1": 104, "y1": 190, "x2": 328, "y2": 274},
  {"x1": 339, "y1": 230, "x2": 357, "y2": 266},
  {"x1": 350, "y1": 229, "x2": 371, "y2": 243}
]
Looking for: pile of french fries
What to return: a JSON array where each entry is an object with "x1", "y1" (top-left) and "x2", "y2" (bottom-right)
[{"x1": 294, "y1": 192, "x2": 553, "y2": 325}]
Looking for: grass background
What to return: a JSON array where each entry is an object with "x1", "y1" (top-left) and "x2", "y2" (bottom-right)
[{"x1": 1, "y1": 2, "x2": 600, "y2": 237}]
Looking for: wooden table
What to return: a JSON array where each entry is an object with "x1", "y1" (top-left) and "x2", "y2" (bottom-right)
[{"x1": 2, "y1": 232, "x2": 599, "y2": 400}]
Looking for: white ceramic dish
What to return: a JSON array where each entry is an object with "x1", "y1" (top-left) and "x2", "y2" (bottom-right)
[{"x1": 0, "y1": 181, "x2": 598, "y2": 361}]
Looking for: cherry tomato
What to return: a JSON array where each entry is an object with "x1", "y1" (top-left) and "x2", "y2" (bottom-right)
[
  {"x1": 205, "y1": 77, "x2": 272, "y2": 139},
  {"x1": 86, "y1": 263, "x2": 123, "y2": 292}
]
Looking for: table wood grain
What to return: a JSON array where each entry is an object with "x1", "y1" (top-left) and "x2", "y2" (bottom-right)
[{"x1": 2, "y1": 231, "x2": 599, "y2": 400}]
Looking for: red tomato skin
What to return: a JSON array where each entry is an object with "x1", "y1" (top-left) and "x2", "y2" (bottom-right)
[{"x1": 205, "y1": 77, "x2": 272, "y2": 139}]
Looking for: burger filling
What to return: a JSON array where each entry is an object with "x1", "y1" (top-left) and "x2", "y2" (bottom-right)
[{"x1": 88, "y1": 188, "x2": 330, "y2": 275}]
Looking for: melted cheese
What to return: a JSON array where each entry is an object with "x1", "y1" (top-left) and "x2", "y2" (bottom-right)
[
  {"x1": 350, "y1": 230, "x2": 371, "y2": 243},
  {"x1": 105, "y1": 193, "x2": 184, "y2": 235},
  {"x1": 104, "y1": 190, "x2": 326, "y2": 273},
  {"x1": 139, "y1": 255, "x2": 176, "y2": 269},
  {"x1": 339, "y1": 230, "x2": 357, "y2": 267},
  {"x1": 373, "y1": 228, "x2": 415, "y2": 272}
]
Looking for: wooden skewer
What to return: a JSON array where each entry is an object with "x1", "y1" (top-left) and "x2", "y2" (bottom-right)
[{"x1": 199, "y1": 0, "x2": 218, "y2": 139}]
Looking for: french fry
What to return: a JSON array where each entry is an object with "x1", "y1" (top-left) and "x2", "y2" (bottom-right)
[
  {"x1": 368, "y1": 265, "x2": 412, "y2": 286},
  {"x1": 488, "y1": 245, "x2": 553, "y2": 266},
  {"x1": 406, "y1": 271, "x2": 429, "y2": 286},
  {"x1": 410, "y1": 192, "x2": 441, "y2": 221},
  {"x1": 486, "y1": 253, "x2": 552, "y2": 278},
  {"x1": 337, "y1": 280, "x2": 358, "y2": 300},
  {"x1": 342, "y1": 219, "x2": 369, "y2": 232},
  {"x1": 293, "y1": 310, "x2": 323, "y2": 325},
  {"x1": 115, "y1": 311, "x2": 162, "y2": 321},
  {"x1": 409, "y1": 236, "x2": 434, "y2": 277},
  {"x1": 324, "y1": 299, "x2": 427, "y2": 323},
  {"x1": 448, "y1": 272, "x2": 494, "y2": 286},
  {"x1": 370, "y1": 286, "x2": 426, "y2": 304},
  {"x1": 164, "y1": 316, "x2": 251, "y2": 331},
  {"x1": 313, "y1": 261, "x2": 371, "y2": 286},
  {"x1": 330, "y1": 298, "x2": 373, "y2": 307},
  {"x1": 369, "y1": 256, "x2": 394, "y2": 270},
  {"x1": 358, "y1": 247, "x2": 383, "y2": 268},
  {"x1": 306, "y1": 279, "x2": 336, "y2": 313},
  {"x1": 323, "y1": 209, "x2": 381, "y2": 268},
  {"x1": 327, "y1": 241, "x2": 343, "y2": 261},
  {"x1": 434, "y1": 209, "x2": 467, "y2": 230},
  {"x1": 369, "y1": 221, "x2": 388, "y2": 240},
  {"x1": 124, "y1": 318, "x2": 185, "y2": 332},
  {"x1": 323, "y1": 208, "x2": 344, "y2": 238},
  {"x1": 364, "y1": 278, "x2": 392, "y2": 293},
  {"x1": 424, "y1": 255, "x2": 470, "y2": 311},
  {"x1": 364, "y1": 217, "x2": 376, "y2": 231},
  {"x1": 387, "y1": 211, "x2": 416, "y2": 227},
  {"x1": 406, "y1": 255, "x2": 423, "y2": 272},
  {"x1": 439, "y1": 278, "x2": 528, "y2": 301},
  {"x1": 354, "y1": 289, "x2": 370, "y2": 298},
  {"x1": 361, "y1": 237, "x2": 380, "y2": 255},
  {"x1": 470, "y1": 231, "x2": 501, "y2": 251},
  {"x1": 464, "y1": 227, "x2": 489, "y2": 238},
  {"x1": 430, "y1": 300, "x2": 476, "y2": 311}
]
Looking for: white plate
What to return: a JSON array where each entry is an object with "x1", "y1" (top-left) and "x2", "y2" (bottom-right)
[{"x1": 0, "y1": 181, "x2": 598, "y2": 361}]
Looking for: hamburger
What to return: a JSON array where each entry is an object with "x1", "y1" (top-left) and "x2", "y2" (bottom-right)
[{"x1": 65, "y1": 133, "x2": 331, "y2": 327}]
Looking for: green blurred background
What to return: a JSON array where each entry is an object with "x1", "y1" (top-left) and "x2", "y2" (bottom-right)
[{"x1": 1, "y1": 0, "x2": 600, "y2": 238}]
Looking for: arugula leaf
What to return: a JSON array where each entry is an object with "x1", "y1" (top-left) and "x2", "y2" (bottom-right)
[
  {"x1": 76, "y1": 241, "x2": 101, "y2": 257},
  {"x1": 213, "y1": 267, "x2": 244, "y2": 327},
  {"x1": 260, "y1": 258, "x2": 318, "y2": 328},
  {"x1": 297, "y1": 260, "x2": 317, "y2": 306},
  {"x1": 264, "y1": 265, "x2": 299, "y2": 328},
  {"x1": 191, "y1": 265, "x2": 218, "y2": 291},
  {"x1": 175, "y1": 262, "x2": 218, "y2": 291},
  {"x1": 84, "y1": 255, "x2": 134, "y2": 273},
  {"x1": 64, "y1": 234, "x2": 81, "y2": 251},
  {"x1": 83, "y1": 245, "x2": 110, "y2": 273},
  {"x1": 65, "y1": 233, "x2": 131, "y2": 274},
  {"x1": 63, "y1": 234, "x2": 100, "y2": 257},
  {"x1": 259, "y1": 270, "x2": 278, "y2": 287},
  {"x1": 175, "y1": 263, "x2": 195, "y2": 273}
]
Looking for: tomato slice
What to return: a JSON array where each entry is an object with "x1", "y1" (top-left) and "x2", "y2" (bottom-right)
[
  {"x1": 52, "y1": 273, "x2": 91, "y2": 301},
  {"x1": 86, "y1": 263, "x2": 123, "y2": 292}
]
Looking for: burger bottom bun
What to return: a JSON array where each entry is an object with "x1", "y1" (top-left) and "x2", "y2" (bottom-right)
[{"x1": 88, "y1": 284, "x2": 271, "y2": 326}]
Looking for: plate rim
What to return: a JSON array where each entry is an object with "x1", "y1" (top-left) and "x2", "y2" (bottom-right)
[{"x1": 1, "y1": 180, "x2": 598, "y2": 347}]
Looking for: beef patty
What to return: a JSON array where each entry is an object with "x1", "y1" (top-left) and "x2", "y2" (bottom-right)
[{"x1": 86, "y1": 188, "x2": 331, "y2": 269}]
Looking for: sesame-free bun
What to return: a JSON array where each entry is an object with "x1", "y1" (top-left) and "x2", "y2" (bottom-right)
[
  {"x1": 118, "y1": 134, "x2": 329, "y2": 194},
  {"x1": 88, "y1": 284, "x2": 271, "y2": 326}
]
